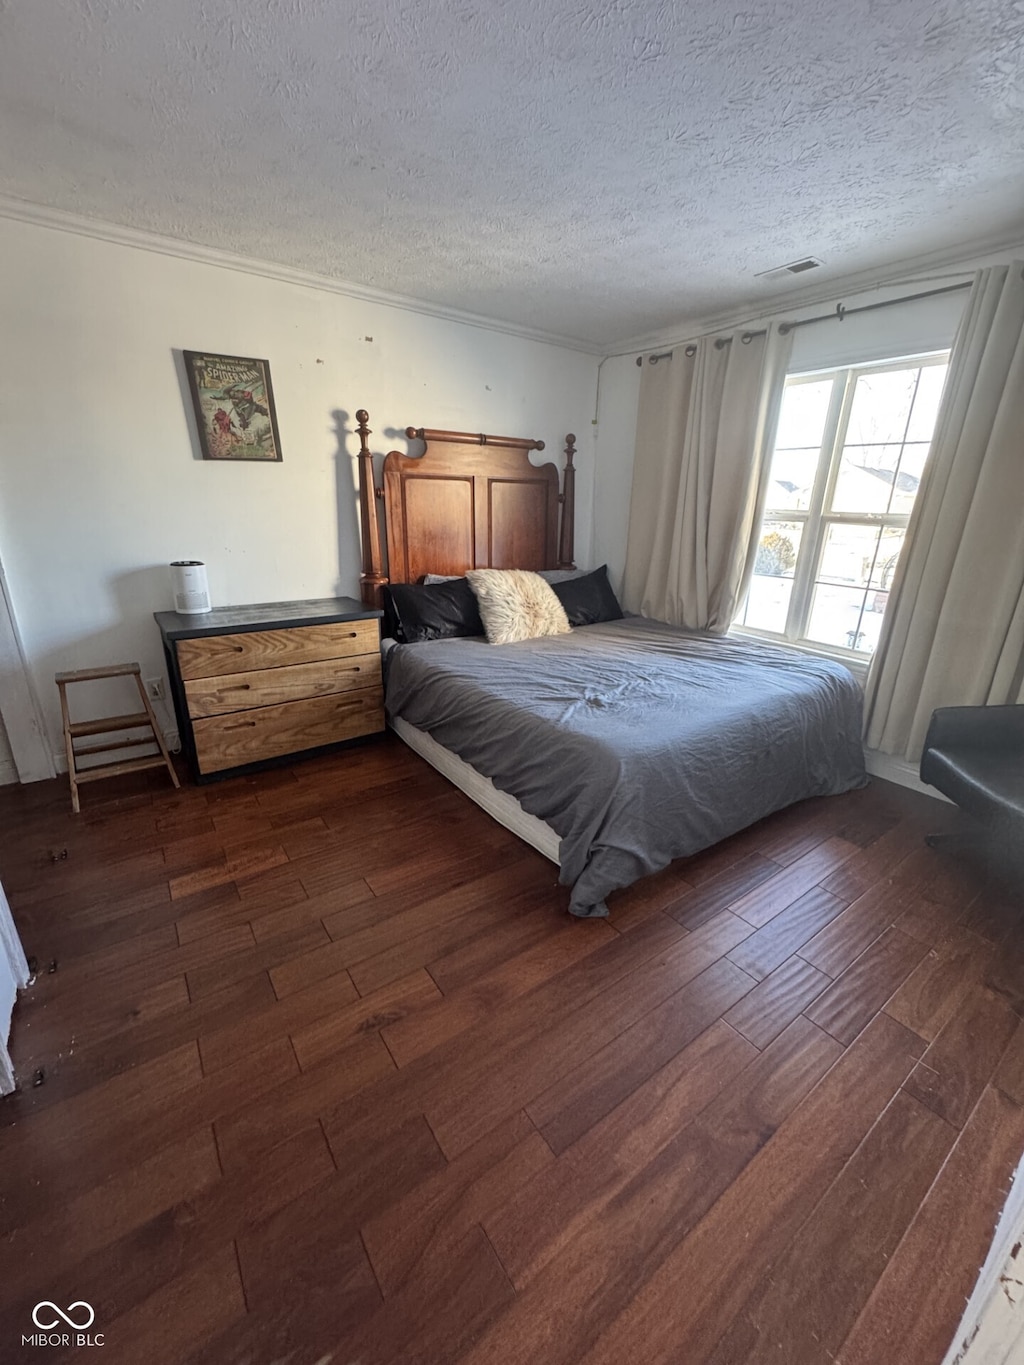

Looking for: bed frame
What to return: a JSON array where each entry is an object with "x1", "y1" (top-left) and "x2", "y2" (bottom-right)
[{"x1": 355, "y1": 410, "x2": 577, "y2": 607}]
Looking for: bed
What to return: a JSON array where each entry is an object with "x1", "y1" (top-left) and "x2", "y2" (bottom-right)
[{"x1": 356, "y1": 412, "x2": 866, "y2": 918}]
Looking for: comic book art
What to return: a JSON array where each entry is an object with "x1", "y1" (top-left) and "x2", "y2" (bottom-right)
[{"x1": 183, "y1": 351, "x2": 283, "y2": 461}]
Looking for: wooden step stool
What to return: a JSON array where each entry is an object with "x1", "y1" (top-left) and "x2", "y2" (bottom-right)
[{"x1": 56, "y1": 662, "x2": 180, "y2": 813}]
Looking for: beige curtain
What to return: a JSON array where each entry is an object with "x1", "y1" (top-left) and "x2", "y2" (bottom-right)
[
  {"x1": 622, "y1": 326, "x2": 792, "y2": 632},
  {"x1": 864, "y1": 263, "x2": 1024, "y2": 760}
]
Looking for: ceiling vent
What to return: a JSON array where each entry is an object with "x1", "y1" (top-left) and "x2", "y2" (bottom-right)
[{"x1": 755, "y1": 257, "x2": 823, "y2": 282}]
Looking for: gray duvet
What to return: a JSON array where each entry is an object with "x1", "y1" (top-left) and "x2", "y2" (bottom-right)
[{"x1": 384, "y1": 617, "x2": 866, "y2": 918}]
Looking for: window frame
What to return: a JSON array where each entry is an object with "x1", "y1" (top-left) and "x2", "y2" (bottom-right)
[{"x1": 735, "y1": 350, "x2": 950, "y2": 671}]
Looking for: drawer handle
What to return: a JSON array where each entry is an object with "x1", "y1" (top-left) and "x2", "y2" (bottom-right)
[
  {"x1": 221, "y1": 683, "x2": 252, "y2": 691},
  {"x1": 231, "y1": 645, "x2": 245, "y2": 653},
  {"x1": 223, "y1": 720, "x2": 257, "y2": 730}
]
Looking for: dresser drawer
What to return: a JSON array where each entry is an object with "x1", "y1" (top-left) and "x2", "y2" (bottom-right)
[
  {"x1": 192, "y1": 688, "x2": 384, "y2": 774},
  {"x1": 177, "y1": 619, "x2": 380, "y2": 680},
  {"x1": 184, "y1": 653, "x2": 382, "y2": 718}
]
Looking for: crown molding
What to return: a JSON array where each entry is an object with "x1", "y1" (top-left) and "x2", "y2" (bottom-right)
[
  {"x1": 0, "y1": 193, "x2": 604, "y2": 356},
  {"x1": 4, "y1": 192, "x2": 1020, "y2": 362},
  {"x1": 614, "y1": 228, "x2": 1024, "y2": 355}
]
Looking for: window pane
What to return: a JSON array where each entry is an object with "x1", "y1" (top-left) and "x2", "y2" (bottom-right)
[
  {"x1": 853, "y1": 603, "x2": 888, "y2": 654},
  {"x1": 808, "y1": 581, "x2": 891, "y2": 654},
  {"x1": 806, "y1": 583, "x2": 870, "y2": 651},
  {"x1": 774, "y1": 379, "x2": 833, "y2": 449},
  {"x1": 845, "y1": 369, "x2": 919, "y2": 445},
  {"x1": 831, "y1": 443, "x2": 905, "y2": 514},
  {"x1": 870, "y1": 527, "x2": 906, "y2": 591},
  {"x1": 765, "y1": 448, "x2": 818, "y2": 511},
  {"x1": 817, "y1": 523, "x2": 882, "y2": 590},
  {"x1": 888, "y1": 445, "x2": 929, "y2": 514},
  {"x1": 906, "y1": 364, "x2": 948, "y2": 441},
  {"x1": 739, "y1": 522, "x2": 802, "y2": 633},
  {"x1": 808, "y1": 524, "x2": 907, "y2": 653}
]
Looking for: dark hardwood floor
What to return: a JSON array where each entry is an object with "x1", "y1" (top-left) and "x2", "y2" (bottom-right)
[{"x1": 1, "y1": 734, "x2": 1022, "y2": 1364}]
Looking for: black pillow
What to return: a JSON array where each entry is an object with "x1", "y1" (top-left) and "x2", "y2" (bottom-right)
[
  {"x1": 550, "y1": 565, "x2": 624, "y2": 627},
  {"x1": 384, "y1": 578, "x2": 484, "y2": 643}
]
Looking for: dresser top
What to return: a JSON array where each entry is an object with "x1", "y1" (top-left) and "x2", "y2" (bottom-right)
[{"x1": 155, "y1": 595, "x2": 381, "y2": 641}]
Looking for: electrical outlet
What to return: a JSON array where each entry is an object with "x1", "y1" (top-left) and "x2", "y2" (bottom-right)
[{"x1": 145, "y1": 677, "x2": 165, "y2": 701}]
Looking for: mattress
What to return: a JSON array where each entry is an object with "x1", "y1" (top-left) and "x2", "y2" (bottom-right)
[
  {"x1": 384, "y1": 617, "x2": 866, "y2": 917},
  {"x1": 389, "y1": 715, "x2": 561, "y2": 864}
]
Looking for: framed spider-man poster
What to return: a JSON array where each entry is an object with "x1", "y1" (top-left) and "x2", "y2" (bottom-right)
[{"x1": 182, "y1": 350, "x2": 283, "y2": 462}]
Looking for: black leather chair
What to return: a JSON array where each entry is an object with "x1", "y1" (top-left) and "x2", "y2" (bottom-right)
[{"x1": 919, "y1": 706, "x2": 1024, "y2": 871}]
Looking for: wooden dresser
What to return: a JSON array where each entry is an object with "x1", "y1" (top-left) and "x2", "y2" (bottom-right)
[{"x1": 155, "y1": 597, "x2": 384, "y2": 781}]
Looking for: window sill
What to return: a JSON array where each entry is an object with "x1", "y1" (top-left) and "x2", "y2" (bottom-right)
[{"x1": 730, "y1": 625, "x2": 871, "y2": 684}]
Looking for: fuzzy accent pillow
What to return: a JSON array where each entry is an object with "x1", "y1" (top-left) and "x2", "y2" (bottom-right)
[{"x1": 465, "y1": 569, "x2": 572, "y2": 645}]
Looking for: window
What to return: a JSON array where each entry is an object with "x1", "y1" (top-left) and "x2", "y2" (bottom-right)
[{"x1": 736, "y1": 353, "x2": 949, "y2": 658}]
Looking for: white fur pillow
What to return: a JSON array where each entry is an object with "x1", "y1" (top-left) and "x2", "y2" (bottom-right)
[{"x1": 465, "y1": 569, "x2": 572, "y2": 645}]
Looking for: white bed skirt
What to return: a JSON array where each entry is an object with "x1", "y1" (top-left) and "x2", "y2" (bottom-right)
[{"x1": 389, "y1": 716, "x2": 561, "y2": 866}]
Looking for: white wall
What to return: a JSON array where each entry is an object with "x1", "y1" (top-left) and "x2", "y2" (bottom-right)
[
  {"x1": 592, "y1": 354, "x2": 642, "y2": 594},
  {"x1": 0, "y1": 215, "x2": 599, "y2": 773}
]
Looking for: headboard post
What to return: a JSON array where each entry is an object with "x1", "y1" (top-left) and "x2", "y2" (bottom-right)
[
  {"x1": 557, "y1": 433, "x2": 577, "y2": 570},
  {"x1": 355, "y1": 409, "x2": 388, "y2": 608}
]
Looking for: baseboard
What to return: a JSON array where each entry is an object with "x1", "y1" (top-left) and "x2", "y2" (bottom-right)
[{"x1": 865, "y1": 748, "x2": 951, "y2": 802}]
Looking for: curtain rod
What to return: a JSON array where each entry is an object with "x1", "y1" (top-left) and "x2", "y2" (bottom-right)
[
  {"x1": 640, "y1": 331, "x2": 764, "y2": 364},
  {"x1": 776, "y1": 279, "x2": 972, "y2": 335},
  {"x1": 637, "y1": 278, "x2": 973, "y2": 365}
]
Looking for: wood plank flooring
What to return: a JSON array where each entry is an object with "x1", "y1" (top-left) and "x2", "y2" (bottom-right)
[{"x1": 1, "y1": 734, "x2": 1023, "y2": 1364}]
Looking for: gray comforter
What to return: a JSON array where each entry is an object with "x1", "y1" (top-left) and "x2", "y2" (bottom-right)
[{"x1": 384, "y1": 617, "x2": 866, "y2": 918}]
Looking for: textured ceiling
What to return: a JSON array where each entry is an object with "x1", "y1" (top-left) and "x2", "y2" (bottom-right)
[{"x1": 1, "y1": 0, "x2": 1023, "y2": 347}]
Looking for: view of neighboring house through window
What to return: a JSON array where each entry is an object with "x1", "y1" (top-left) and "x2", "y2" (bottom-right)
[{"x1": 736, "y1": 352, "x2": 949, "y2": 657}]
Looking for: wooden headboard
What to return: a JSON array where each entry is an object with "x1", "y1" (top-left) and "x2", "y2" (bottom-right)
[{"x1": 356, "y1": 411, "x2": 576, "y2": 607}]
